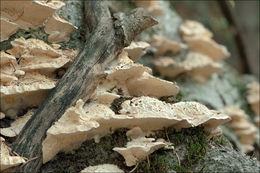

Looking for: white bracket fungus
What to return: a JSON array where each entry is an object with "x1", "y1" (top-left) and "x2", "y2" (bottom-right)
[
  {"x1": 105, "y1": 52, "x2": 152, "y2": 84},
  {"x1": 124, "y1": 41, "x2": 150, "y2": 60},
  {"x1": 119, "y1": 96, "x2": 231, "y2": 131},
  {"x1": 0, "y1": 51, "x2": 25, "y2": 86},
  {"x1": 1, "y1": 37, "x2": 78, "y2": 118},
  {"x1": 80, "y1": 164, "x2": 124, "y2": 173},
  {"x1": 41, "y1": 96, "x2": 230, "y2": 164},
  {"x1": 126, "y1": 72, "x2": 179, "y2": 98},
  {"x1": 1, "y1": 109, "x2": 35, "y2": 137},
  {"x1": 150, "y1": 35, "x2": 187, "y2": 56},
  {"x1": 179, "y1": 20, "x2": 213, "y2": 40},
  {"x1": 0, "y1": 137, "x2": 26, "y2": 171},
  {"x1": 183, "y1": 36, "x2": 230, "y2": 62},
  {"x1": 7, "y1": 37, "x2": 77, "y2": 73},
  {"x1": 153, "y1": 52, "x2": 222, "y2": 83},
  {"x1": 98, "y1": 52, "x2": 179, "y2": 100},
  {"x1": 0, "y1": 0, "x2": 76, "y2": 42},
  {"x1": 42, "y1": 100, "x2": 100, "y2": 164},
  {"x1": 0, "y1": 18, "x2": 19, "y2": 42},
  {"x1": 113, "y1": 136, "x2": 166, "y2": 166},
  {"x1": 222, "y1": 106, "x2": 259, "y2": 153},
  {"x1": 0, "y1": 72, "x2": 57, "y2": 118},
  {"x1": 179, "y1": 20, "x2": 230, "y2": 61},
  {"x1": 44, "y1": 14, "x2": 78, "y2": 43}
]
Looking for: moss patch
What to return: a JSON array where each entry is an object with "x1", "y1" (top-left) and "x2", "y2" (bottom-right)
[
  {"x1": 40, "y1": 128, "x2": 131, "y2": 173},
  {"x1": 135, "y1": 126, "x2": 208, "y2": 173}
]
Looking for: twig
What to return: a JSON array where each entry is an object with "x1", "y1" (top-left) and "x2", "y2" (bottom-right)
[
  {"x1": 147, "y1": 155, "x2": 150, "y2": 168},
  {"x1": 20, "y1": 156, "x2": 39, "y2": 168},
  {"x1": 165, "y1": 128, "x2": 181, "y2": 166},
  {"x1": 129, "y1": 162, "x2": 139, "y2": 173},
  {"x1": 174, "y1": 150, "x2": 181, "y2": 166}
]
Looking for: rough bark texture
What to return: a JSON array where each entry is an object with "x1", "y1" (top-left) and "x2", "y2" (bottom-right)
[{"x1": 11, "y1": 1, "x2": 157, "y2": 172}]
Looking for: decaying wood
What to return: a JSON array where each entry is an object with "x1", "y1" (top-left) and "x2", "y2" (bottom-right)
[{"x1": 11, "y1": 1, "x2": 157, "y2": 172}]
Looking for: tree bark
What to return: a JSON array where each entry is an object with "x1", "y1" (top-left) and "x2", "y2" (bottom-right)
[{"x1": 11, "y1": 1, "x2": 157, "y2": 172}]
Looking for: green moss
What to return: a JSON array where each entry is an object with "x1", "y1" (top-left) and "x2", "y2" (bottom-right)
[
  {"x1": 134, "y1": 126, "x2": 208, "y2": 173},
  {"x1": 57, "y1": 165, "x2": 71, "y2": 173},
  {"x1": 214, "y1": 135, "x2": 228, "y2": 147},
  {"x1": 169, "y1": 127, "x2": 207, "y2": 172}
]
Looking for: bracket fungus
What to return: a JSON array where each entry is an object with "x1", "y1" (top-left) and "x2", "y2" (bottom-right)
[
  {"x1": 40, "y1": 49, "x2": 230, "y2": 163},
  {"x1": 150, "y1": 35, "x2": 187, "y2": 56},
  {"x1": 41, "y1": 97, "x2": 230, "y2": 163},
  {"x1": 42, "y1": 99, "x2": 100, "y2": 164},
  {"x1": 124, "y1": 41, "x2": 150, "y2": 60},
  {"x1": 105, "y1": 51, "x2": 152, "y2": 84},
  {"x1": 247, "y1": 82, "x2": 260, "y2": 126},
  {"x1": 80, "y1": 164, "x2": 124, "y2": 173},
  {"x1": 0, "y1": 51, "x2": 25, "y2": 86},
  {"x1": 179, "y1": 20, "x2": 230, "y2": 61},
  {"x1": 1, "y1": 37, "x2": 78, "y2": 118},
  {"x1": 179, "y1": 20, "x2": 213, "y2": 40},
  {"x1": 126, "y1": 72, "x2": 179, "y2": 98},
  {"x1": 118, "y1": 96, "x2": 230, "y2": 131},
  {"x1": 222, "y1": 106, "x2": 258, "y2": 153},
  {"x1": 1, "y1": 109, "x2": 35, "y2": 137},
  {"x1": 0, "y1": 18, "x2": 19, "y2": 42},
  {"x1": 7, "y1": 37, "x2": 77, "y2": 74},
  {"x1": 95, "y1": 51, "x2": 179, "y2": 103},
  {"x1": 113, "y1": 136, "x2": 167, "y2": 166},
  {"x1": 113, "y1": 127, "x2": 173, "y2": 166},
  {"x1": 0, "y1": 73, "x2": 57, "y2": 118},
  {"x1": 153, "y1": 52, "x2": 222, "y2": 83},
  {"x1": 44, "y1": 14, "x2": 78, "y2": 43},
  {"x1": 0, "y1": 0, "x2": 76, "y2": 42},
  {"x1": 0, "y1": 137, "x2": 26, "y2": 171}
]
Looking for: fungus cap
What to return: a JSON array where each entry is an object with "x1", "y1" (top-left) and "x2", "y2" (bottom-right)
[
  {"x1": 126, "y1": 72, "x2": 179, "y2": 98},
  {"x1": 0, "y1": 137, "x2": 26, "y2": 171},
  {"x1": 113, "y1": 136, "x2": 166, "y2": 166},
  {"x1": 183, "y1": 36, "x2": 230, "y2": 62},
  {"x1": 42, "y1": 100, "x2": 100, "y2": 163},
  {"x1": 222, "y1": 106, "x2": 258, "y2": 153},
  {"x1": 124, "y1": 41, "x2": 150, "y2": 60},
  {"x1": 150, "y1": 35, "x2": 187, "y2": 56},
  {"x1": 153, "y1": 57, "x2": 186, "y2": 78},
  {"x1": 179, "y1": 20, "x2": 213, "y2": 39},
  {"x1": 45, "y1": 14, "x2": 77, "y2": 43},
  {"x1": 0, "y1": 109, "x2": 35, "y2": 137},
  {"x1": 80, "y1": 164, "x2": 124, "y2": 173},
  {"x1": 0, "y1": 18, "x2": 19, "y2": 41}
]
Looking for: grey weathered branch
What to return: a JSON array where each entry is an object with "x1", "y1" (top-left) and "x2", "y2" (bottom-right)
[{"x1": 11, "y1": 1, "x2": 157, "y2": 172}]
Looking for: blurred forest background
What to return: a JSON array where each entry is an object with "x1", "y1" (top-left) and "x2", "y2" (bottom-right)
[{"x1": 172, "y1": 0, "x2": 259, "y2": 78}]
